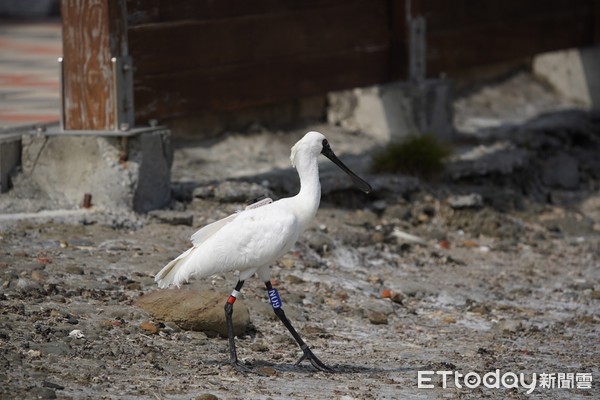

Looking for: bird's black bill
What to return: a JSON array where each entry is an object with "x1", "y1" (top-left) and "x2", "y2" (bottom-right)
[{"x1": 321, "y1": 143, "x2": 372, "y2": 194}]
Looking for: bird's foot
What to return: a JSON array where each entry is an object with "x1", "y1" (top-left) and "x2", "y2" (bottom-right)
[
  {"x1": 296, "y1": 346, "x2": 333, "y2": 372},
  {"x1": 230, "y1": 359, "x2": 253, "y2": 374}
]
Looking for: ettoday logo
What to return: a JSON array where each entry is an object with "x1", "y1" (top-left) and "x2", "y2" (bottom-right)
[{"x1": 418, "y1": 370, "x2": 593, "y2": 394}]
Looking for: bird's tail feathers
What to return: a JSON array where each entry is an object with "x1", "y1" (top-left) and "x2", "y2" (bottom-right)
[{"x1": 154, "y1": 247, "x2": 195, "y2": 288}]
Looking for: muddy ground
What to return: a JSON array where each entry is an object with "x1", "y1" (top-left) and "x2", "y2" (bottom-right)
[{"x1": 1, "y1": 74, "x2": 599, "y2": 399}]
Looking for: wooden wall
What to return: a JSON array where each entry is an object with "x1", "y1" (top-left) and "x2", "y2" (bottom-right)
[
  {"x1": 411, "y1": 0, "x2": 598, "y2": 75},
  {"x1": 62, "y1": 0, "x2": 600, "y2": 127},
  {"x1": 126, "y1": 0, "x2": 398, "y2": 123}
]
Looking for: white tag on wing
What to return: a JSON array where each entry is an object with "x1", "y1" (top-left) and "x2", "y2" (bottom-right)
[{"x1": 245, "y1": 197, "x2": 273, "y2": 210}]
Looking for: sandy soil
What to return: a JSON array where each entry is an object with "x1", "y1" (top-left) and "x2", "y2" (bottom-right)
[{"x1": 1, "y1": 74, "x2": 599, "y2": 399}]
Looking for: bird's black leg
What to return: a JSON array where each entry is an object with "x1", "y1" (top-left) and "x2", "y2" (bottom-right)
[
  {"x1": 265, "y1": 281, "x2": 332, "y2": 372},
  {"x1": 224, "y1": 280, "x2": 248, "y2": 372}
]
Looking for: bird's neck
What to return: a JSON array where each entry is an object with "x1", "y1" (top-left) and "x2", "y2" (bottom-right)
[{"x1": 293, "y1": 155, "x2": 321, "y2": 224}]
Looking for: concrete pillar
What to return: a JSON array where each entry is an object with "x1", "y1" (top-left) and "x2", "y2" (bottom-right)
[
  {"x1": 0, "y1": 133, "x2": 22, "y2": 193},
  {"x1": 533, "y1": 46, "x2": 600, "y2": 109},
  {"x1": 327, "y1": 79, "x2": 454, "y2": 143},
  {"x1": 19, "y1": 125, "x2": 172, "y2": 213}
]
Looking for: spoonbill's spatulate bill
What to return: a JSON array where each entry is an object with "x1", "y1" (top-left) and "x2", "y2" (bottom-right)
[{"x1": 155, "y1": 131, "x2": 372, "y2": 372}]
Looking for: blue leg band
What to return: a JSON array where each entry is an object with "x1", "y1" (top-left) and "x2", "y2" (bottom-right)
[{"x1": 268, "y1": 288, "x2": 282, "y2": 309}]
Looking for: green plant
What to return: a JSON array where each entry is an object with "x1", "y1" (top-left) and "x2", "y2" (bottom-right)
[{"x1": 371, "y1": 134, "x2": 452, "y2": 179}]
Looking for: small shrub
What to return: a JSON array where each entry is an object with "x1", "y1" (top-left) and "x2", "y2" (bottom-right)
[{"x1": 371, "y1": 134, "x2": 452, "y2": 179}]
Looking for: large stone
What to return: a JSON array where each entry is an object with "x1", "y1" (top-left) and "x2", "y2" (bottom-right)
[
  {"x1": 135, "y1": 289, "x2": 250, "y2": 337},
  {"x1": 542, "y1": 154, "x2": 579, "y2": 189}
]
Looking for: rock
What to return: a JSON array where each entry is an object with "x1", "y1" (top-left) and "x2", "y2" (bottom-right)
[
  {"x1": 195, "y1": 394, "x2": 219, "y2": 400},
  {"x1": 382, "y1": 203, "x2": 411, "y2": 221},
  {"x1": 140, "y1": 321, "x2": 159, "y2": 335},
  {"x1": 448, "y1": 146, "x2": 529, "y2": 179},
  {"x1": 17, "y1": 278, "x2": 40, "y2": 292},
  {"x1": 250, "y1": 342, "x2": 269, "y2": 352},
  {"x1": 135, "y1": 290, "x2": 250, "y2": 337},
  {"x1": 447, "y1": 193, "x2": 483, "y2": 209},
  {"x1": 493, "y1": 320, "x2": 522, "y2": 335},
  {"x1": 148, "y1": 210, "x2": 194, "y2": 226},
  {"x1": 368, "y1": 311, "x2": 388, "y2": 325},
  {"x1": 256, "y1": 366, "x2": 277, "y2": 376},
  {"x1": 542, "y1": 154, "x2": 579, "y2": 189},
  {"x1": 64, "y1": 264, "x2": 84, "y2": 275},
  {"x1": 28, "y1": 387, "x2": 56, "y2": 399},
  {"x1": 279, "y1": 257, "x2": 296, "y2": 269},
  {"x1": 348, "y1": 209, "x2": 379, "y2": 227},
  {"x1": 306, "y1": 231, "x2": 335, "y2": 254},
  {"x1": 42, "y1": 381, "x2": 65, "y2": 390},
  {"x1": 213, "y1": 181, "x2": 272, "y2": 203},
  {"x1": 372, "y1": 200, "x2": 387, "y2": 212},
  {"x1": 30, "y1": 270, "x2": 45, "y2": 282},
  {"x1": 285, "y1": 274, "x2": 305, "y2": 284}
]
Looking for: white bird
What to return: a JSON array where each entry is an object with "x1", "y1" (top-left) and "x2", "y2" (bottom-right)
[{"x1": 155, "y1": 131, "x2": 372, "y2": 372}]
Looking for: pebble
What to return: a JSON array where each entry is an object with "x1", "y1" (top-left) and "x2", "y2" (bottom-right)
[
  {"x1": 493, "y1": 320, "x2": 522, "y2": 335},
  {"x1": 279, "y1": 257, "x2": 296, "y2": 269},
  {"x1": 443, "y1": 315, "x2": 456, "y2": 324},
  {"x1": 17, "y1": 278, "x2": 40, "y2": 291},
  {"x1": 285, "y1": 274, "x2": 305, "y2": 284},
  {"x1": 256, "y1": 366, "x2": 277, "y2": 376},
  {"x1": 195, "y1": 394, "x2": 219, "y2": 400},
  {"x1": 368, "y1": 311, "x2": 388, "y2": 325},
  {"x1": 140, "y1": 321, "x2": 159, "y2": 334},
  {"x1": 31, "y1": 270, "x2": 45, "y2": 282},
  {"x1": 28, "y1": 387, "x2": 56, "y2": 399},
  {"x1": 306, "y1": 232, "x2": 335, "y2": 254},
  {"x1": 25, "y1": 349, "x2": 42, "y2": 358},
  {"x1": 65, "y1": 265, "x2": 85, "y2": 275},
  {"x1": 68, "y1": 330, "x2": 84, "y2": 339},
  {"x1": 250, "y1": 342, "x2": 269, "y2": 352},
  {"x1": 148, "y1": 210, "x2": 194, "y2": 226},
  {"x1": 371, "y1": 231, "x2": 385, "y2": 243},
  {"x1": 447, "y1": 193, "x2": 483, "y2": 209},
  {"x1": 42, "y1": 381, "x2": 65, "y2": 390},
  {"x1": 381, "y1": 289, "x2": 404, "y2": 304}
]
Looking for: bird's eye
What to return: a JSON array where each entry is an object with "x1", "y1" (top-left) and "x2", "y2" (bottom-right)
[{"x1": 322, "y1": 139, "x2": 329, "y2": 147}]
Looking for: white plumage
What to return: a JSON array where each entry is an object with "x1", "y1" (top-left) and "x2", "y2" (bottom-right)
[{"x1": 155, "y1": 131, "x2": 365, "y2": 288}]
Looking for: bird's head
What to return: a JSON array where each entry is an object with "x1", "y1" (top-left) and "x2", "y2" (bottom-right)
[
  {"x1": 290, "y1": 131, "x2": 327, "y2": 167},
  {"x1": 290, "y1": 131, "x2": 372, "y2": 194}
]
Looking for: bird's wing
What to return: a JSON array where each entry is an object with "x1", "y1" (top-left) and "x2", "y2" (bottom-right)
[
  {"x1": 158, "y1": 204, "x2": 300, "y2": 286},
  {"x1": 213, "y1": 206, "x2": 300, "y2": 271},
  {"x1": 190, "y1": 213, "x2": 238, "y2": 246},
  {"x1": 189, "y1": 198, "x2": 273, "y2": 247}
]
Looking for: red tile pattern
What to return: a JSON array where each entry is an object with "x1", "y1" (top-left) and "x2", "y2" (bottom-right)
[{"x1": 0, "y1": 22, "x2": 61, "y2": 129}]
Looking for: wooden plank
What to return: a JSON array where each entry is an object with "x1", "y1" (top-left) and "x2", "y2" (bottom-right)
[
  {"x1": 126, "y1": 0, "x2": 364, "y2": 25},
  {"x1": 388, "y1": 0, "x2": 409, "y2": 80},
  {"x1": 128, "y1": 1, "x2": 389, "y2": 75},
  {"x1": 133, "y1": 48, "x2": 391, "y2": 121},
  {"x1": 60, "y1": 0, "x2": 127, "y2": 130},
  {"x1": 411, "y1": 0, "x2": 592, "y2": 33},
  {"x1": 426, "y1": 11, "x2": 595, "y2": 74},
  {"x1": 594, "y1": 0, "x2": 600, "y2": 43},
  {"x1": 125, "y1": 0, "x2": 598, "y2": 121}
]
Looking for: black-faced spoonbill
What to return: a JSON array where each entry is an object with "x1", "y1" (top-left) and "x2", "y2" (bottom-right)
[{"x1": 155, "y1": 131, "x2": 372, "y2": 372}]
